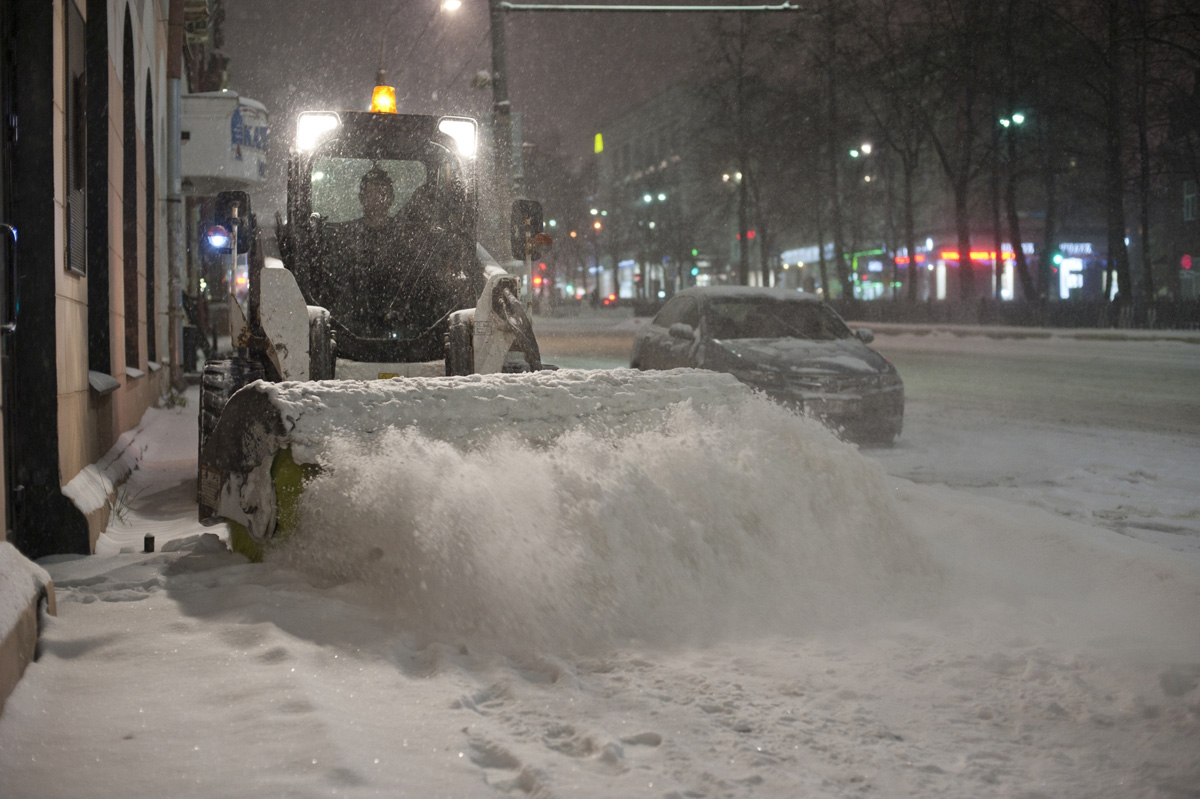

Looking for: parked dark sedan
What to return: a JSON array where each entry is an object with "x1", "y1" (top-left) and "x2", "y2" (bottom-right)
[{"x1": 630, "y1": 286, "x2": 904, "y2": 444}]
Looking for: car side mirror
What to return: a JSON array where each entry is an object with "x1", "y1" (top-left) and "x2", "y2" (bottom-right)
[
  {"x1": 855, "y1": 328, "x2": 875, "y2": 344},
  {"x1": 669, "y1": 322, "x2": 694, "y2": 340},
  {"x1": 215, "y1": 190, "x2": 254, "y2": 254}
]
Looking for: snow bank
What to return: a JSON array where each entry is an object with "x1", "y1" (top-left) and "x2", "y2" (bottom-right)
[
  {"x1": 0, "y1": 543, "x2": 53, "y2": 641},
  {"x1": 0, "y1": 542, "x2": 54, "y2": 715},
  {"x1": 62, "y1": 402, "x2": 195, "y2": 516}
]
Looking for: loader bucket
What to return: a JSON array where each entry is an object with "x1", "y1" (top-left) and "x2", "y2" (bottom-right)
[{"x1": 198, "y1": 368, "x2": 756, "y2": 550}]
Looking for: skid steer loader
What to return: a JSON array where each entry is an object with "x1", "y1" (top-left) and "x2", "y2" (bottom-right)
[{"x1": 196, "y1": 93, "x2": 753, "y2": 560}]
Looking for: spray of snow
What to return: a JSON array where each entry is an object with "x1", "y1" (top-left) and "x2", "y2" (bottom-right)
[{"x1": 278, "y1": 394, "x2": 938, "y2": 650}]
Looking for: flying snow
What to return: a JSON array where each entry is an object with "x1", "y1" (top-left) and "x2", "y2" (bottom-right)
[{"x1": 278, "y1": 393, "x2": 938, "y2": 650}]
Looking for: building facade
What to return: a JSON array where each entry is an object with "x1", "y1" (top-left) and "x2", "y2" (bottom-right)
[
  {"x1": 1, "y1": 0, "x2": 178, "y2": 558},
  {"x1": 591, "y1": 83, "x2": 723, "y2": 302}
]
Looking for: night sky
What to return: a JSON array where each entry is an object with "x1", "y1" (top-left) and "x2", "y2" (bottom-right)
[{"x1": 223, "y1": 0, "x2": 723, "y2": 214}]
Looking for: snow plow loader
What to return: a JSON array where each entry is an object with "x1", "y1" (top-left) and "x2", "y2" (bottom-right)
[{"x1": 196, "y1": 97, "x2": 752, "y2": 560}]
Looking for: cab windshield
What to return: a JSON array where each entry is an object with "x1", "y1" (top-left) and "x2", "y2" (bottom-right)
[
  {"x1": 310, "y1": 157, "x2": 429, "y2": 223},
  {"x1": 298, "y1": 139, "x2": 475, "y2": 352}
]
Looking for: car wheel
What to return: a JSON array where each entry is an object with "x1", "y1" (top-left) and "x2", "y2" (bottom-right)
[{"x1": 861, "y1": 422, "x2": 901, "y2": 448}]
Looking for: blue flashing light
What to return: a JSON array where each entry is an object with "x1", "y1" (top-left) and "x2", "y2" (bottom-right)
[{"x1": 206, "y1": 225, "x2": 231, "y2": 250}]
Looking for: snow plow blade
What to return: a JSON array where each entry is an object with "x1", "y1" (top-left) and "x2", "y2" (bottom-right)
[{"x1": 198, "y1": 369, "x2": 755, "y2": 554}]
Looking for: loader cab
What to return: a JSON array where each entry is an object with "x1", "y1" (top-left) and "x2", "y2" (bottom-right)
[{"x1": 282, "y1": 111, "x2": 483, "y2": 363}]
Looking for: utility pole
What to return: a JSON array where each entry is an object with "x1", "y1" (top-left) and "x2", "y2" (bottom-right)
[
  {"x1": 167, "y1": 0, "x2": 185, "y2": 389},
  {"x1": 488, "y1": 0, "x2": 516, "y2": 228}
]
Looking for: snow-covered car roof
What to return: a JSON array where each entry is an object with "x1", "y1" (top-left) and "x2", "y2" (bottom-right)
[{"x1": 673, "y1": 285, "x2": 825, "y2": 304}]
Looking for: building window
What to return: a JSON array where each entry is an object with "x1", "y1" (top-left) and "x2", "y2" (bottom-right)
[
  {"x1": 65, "y1": 1, "x2": 86, "y2": 276},
  {"x1": 1185, "y1": 179, "x2": 1197, "y2": 222},
  {"x1": 86, "y1": 0, "x2": 111, "y2": 375},
  {"x1": 144, "y1": 73, "x2": 156, "y2": 363},
  {"x1": 122, "y1": 9, "x2": 139, "y2": 370}
]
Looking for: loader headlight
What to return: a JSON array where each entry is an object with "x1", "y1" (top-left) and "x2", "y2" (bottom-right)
[
  {"x1": 296, "y1": 112, "x2": 340, "y2": 152},
  {"x1": 438, "y1": 116, "x2": 477, "y2": 159}
]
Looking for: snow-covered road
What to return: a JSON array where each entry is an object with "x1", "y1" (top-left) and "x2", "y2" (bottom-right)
[{"x1": 1, "y1": 327, "x2": 1197, "y2": 798}]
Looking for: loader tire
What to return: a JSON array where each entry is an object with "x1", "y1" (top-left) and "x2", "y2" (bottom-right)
[
  {"x1": 198, "y1": 358, "x2": 265, "y2": 461},
  {"x1": 309, "y1": 310, "x2": 334, "y2": 380},
  {"x1": 444, "y1": 320, "x2": 473, "y2": 376}
]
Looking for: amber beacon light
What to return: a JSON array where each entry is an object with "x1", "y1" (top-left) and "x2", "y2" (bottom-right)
[{"x1": 370, "y1": 84, "x2": 397, "y2": 114}]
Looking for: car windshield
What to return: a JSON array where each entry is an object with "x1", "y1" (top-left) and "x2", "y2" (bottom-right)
[{"x1": 703, "y1": 297, "x2": 853, "y2": 341}]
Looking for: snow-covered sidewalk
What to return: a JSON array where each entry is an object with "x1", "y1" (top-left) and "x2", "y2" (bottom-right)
[{"x1": 1, "y1": 372, "x2": 1198, "y2": 798}]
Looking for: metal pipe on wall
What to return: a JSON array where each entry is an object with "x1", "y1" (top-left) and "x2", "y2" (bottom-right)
[{"x1": 166, "y1": 0, "x2": 184, "y2": 389}]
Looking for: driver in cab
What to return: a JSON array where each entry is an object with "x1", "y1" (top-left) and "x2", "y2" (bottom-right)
[
  {"x1": 338, "y1": 165, "x2": 400, "y2": 256},
  {"x1": 320, "y1": 164, "x2": 461, "y2": 338}
]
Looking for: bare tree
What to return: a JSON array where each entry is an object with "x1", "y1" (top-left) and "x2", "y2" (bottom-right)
[
  {"x1": 854, "y1": 0, "x2": 936, "y2": 302},
  {"x1": 919, "y1": 0, "x2": 998, "y2": 302}
]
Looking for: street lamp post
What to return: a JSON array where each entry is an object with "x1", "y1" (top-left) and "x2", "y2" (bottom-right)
[
  {"x1": 488, "y1": 0, "x2": 516, "y2": 228},
  {"x1": 999, "y1": 112, "x2": 1035, "y2": 301}
]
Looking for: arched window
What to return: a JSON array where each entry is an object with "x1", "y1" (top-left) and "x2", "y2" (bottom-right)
[
  {"x1": 86, "y1": 0, "x2": 109, "y2": 374},
  {"x1": 144, "y1": 72, "x2": 155, "y2": 363},
  {"x1": 122, "y1": 8, "x2": 138, "y2": 370}
]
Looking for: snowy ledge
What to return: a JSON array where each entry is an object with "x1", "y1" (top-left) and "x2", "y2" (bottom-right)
[
  {"x1": 0, "y1": 542, "x2": 55, "y2": 716},
  {"x1": 87, "y1": 370, "x2": 120, "y2": 396}
]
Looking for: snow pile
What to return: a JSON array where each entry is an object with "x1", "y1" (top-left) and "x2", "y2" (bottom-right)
[
  {"x1": 63, "y1": 402, "x2": 196, "y2": 517},
  {"x1": 94, "y1": 401, "x2": 219, "y2": 556},
  {"x1": 0, "y1": 543, "x2": 52, "y2": 639},
  {"x1": 279, "y1": 392, "x2": 938, "y2": 650}
]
